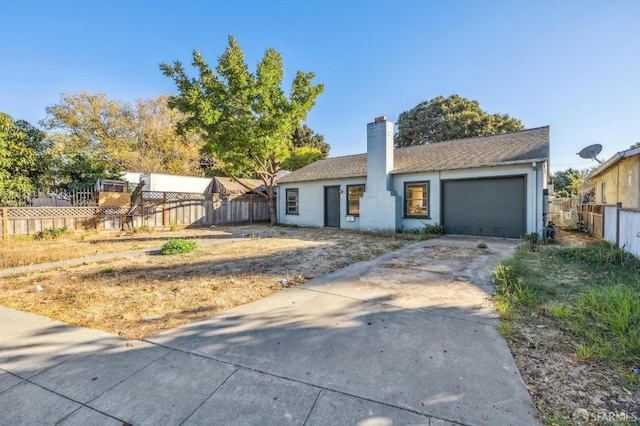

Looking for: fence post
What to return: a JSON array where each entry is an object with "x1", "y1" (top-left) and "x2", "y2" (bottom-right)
[
  {"x1": 95, "y1": 208, "x2": 101, "y2": 233},
  {"x1": 213, "y1": 196, "x2": 217, "y2": 225},
  {"x1": 162, "y1": 192, "x2": 167, "y2": 227},
  {"x1": 249, "y1": 194, "x2": 253, "y2": 224},
  {"x1": 2, "y1": 208, "x2": 7, "y2": 239},
  {"x1": 141, "y1": 194, "x2": 146, "y2": 229}
]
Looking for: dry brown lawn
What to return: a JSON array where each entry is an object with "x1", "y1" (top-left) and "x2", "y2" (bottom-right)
[
  {"x1": 0, "y1": 227, "x2": 236, "y2": 269},
  {"x1": 0, "y1": 225, "x2": 418, "y2": 339}
]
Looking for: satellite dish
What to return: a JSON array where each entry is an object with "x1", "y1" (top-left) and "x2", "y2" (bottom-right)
[{"x1": 577, "y1": 144, "x2": 603, "y2": 164}]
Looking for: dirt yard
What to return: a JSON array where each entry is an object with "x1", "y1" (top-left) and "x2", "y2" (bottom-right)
[{"x1": 0, "y1": 225, "x2": 418, "y2": 339}]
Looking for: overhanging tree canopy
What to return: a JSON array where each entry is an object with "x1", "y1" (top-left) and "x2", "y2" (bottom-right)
[{"x1": 161, "y1": 35, "x2": 324, "y2": 225}]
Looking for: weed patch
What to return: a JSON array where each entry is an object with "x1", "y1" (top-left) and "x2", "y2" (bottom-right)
[
  {"x1": 492, "y1": 234, "x2": 640, "y2": 423},
  {"x1": 160, "y1": 239, "x2": 197, "y2": 255},
  {"x1": 36, "y1": 226, "x2": 69, "y2": 240}
]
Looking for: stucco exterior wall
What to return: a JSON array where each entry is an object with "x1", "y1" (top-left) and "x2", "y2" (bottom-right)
[
  {"x1": 278, "y1": 178, "x2": 367, "y2": 229},
  {"x1": 279, "y1": 161, "x2": 548, "y2": 235},
  {"x1": 392, "y1": 163, "x2": 546, "y2": 234},
  {"x1": 391, "y1": 171, "x2": 440, "y2": 231},
  {"x1": 590, "y1": 156, "x2": 640, "y2": 209}
]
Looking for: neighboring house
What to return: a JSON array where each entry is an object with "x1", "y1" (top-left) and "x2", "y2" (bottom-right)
[
  {"x1": 277, "y1": 117, "x2": 550, "y2": 238},
  {"x1": 584, "y1": 146, "x2": 640, "y2": 208},
  {"x1": 138, "y1": 173, "x2": 215, "y2": 193},
  {"x1": 212, "y1": 176, "x2": 266, "y2": 200},
  {"x1": 124, "y1": 172, "x2": 263, "y2": 197}
]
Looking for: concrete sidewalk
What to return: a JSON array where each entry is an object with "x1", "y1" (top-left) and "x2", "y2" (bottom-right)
[{"x1": 0, "y1": 236, "x2": 541, "y2": 425}]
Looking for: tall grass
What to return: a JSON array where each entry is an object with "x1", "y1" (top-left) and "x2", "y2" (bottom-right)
[
  {"x1": 574, "y1": 281, "x2": 640, "y2": 362},
  {"x1": 493, "y1": 239, "x2": 640, "y2": 364},
  {"x1": 492, "y1": 263, "x2": 536, "y2": 319}
]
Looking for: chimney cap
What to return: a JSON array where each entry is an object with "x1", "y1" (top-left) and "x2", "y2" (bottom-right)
[{"x1": 374, "y1": 116, "x2": 387, "y2": 122}]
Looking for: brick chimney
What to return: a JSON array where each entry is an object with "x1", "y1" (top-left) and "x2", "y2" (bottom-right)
[{"x1": 359, "y1": 117, "x2": 400, "y2": 231}]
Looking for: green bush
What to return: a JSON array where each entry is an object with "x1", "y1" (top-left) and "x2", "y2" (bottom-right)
[
  {"x1": 422, "y1": 223, "x2": 444, "y2": 235},
  {"x1": 37, "y1": 226, "x2": 69, "y2": 240},
  {"x1": 160, "y1": 239, "x2": 197, "y2": 255},
  {"x1": 524, "y1": 232, "x2": 539, "y2": 245},
  {"x1": 405, "y1": 223, "x2": 445, "y2": 236}
]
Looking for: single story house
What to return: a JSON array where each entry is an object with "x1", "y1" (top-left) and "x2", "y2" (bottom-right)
[
  {"x1": 584, "y1": 146, "x2": 640, "y2": 208},
  {"x1": 277, "y1": 117, "x2": 550, "y2": 238}
]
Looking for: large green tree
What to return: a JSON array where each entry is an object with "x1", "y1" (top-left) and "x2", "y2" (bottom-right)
[
  {"x1": 552, "y1": 168, "x2": 590, "y2": 198},
  {"x1": 41, "y1": 92, "x2": 206, "y2": 177},
  {"x1": 161, "y1": 35, "x2": 324, "y2": 225},
  {"x1": 282, "y1": 124, "x2": 329, "y2": 171},
  {"x1": 291, "y1": 124, "x2": 329, "y2": 156},
  {"x1": 0, "y1": 113, "x2": 43, "y2": 206},
  {"x1": 395, "y1": 95, "x2": 524, "y2": 147}
]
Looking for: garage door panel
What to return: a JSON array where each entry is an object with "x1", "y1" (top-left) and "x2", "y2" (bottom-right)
[{"x1": 442, "y1": 177, "x2": 525, "y2": 238}]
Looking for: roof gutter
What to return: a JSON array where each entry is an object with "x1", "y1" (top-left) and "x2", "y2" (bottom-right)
[
  {"x1": 390, "y1": 158, "x2": 549, "y2": 175},
  {"x1": 278, "y1": 173, "x2": 368, "y2": 185}
]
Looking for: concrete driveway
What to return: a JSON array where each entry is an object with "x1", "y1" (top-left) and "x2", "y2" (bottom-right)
[{"x1": 0, "y1": 235, "x2": 540, "y2": 425}]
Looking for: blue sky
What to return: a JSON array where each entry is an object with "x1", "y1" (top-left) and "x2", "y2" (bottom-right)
[{"x1": 2, "y1": 1, "x2": 639, "y2": 172}]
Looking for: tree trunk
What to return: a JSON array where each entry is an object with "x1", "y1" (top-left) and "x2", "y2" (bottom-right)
[{"x1": 267, "y1": 184, "x2": 277, "y2": 226}]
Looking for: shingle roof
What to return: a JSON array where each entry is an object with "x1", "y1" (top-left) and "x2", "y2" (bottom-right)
[
  {"x1": 278, "y1": 153, "x2": 367, "y2": 183},
  {"x1": 278, "y1": 126, "x2": 549, "y2": 184},
  {"x1": 213, "y1": 177, "x2": 265, "y2": 195}
]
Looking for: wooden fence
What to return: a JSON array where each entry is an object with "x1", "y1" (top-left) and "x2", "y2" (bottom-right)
[
  {"x1": 578, "y1": 204, "x2": 604, "y2": 237},
  {"x1": 1, "y1": 192, "x2": 272, "y2": 238},
  {"x1": 579, "y1": 203, "x2": 640, "y2": 258},
  {"x1": 30, "y1": 188, "x2": 97, "y2": 207},
  {"x1": 547, "y1": 197, "x2": 579, "y2": 227}
]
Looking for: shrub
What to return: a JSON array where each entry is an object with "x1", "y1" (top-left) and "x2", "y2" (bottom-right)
[
  {"x1": 422, "y1": 223, "x2": 444, "y2": 235},
  {"x1": 133, "y1": 225, "x2": 150, "y2": 233},
  {"x1": 477, "y1": 242, "x2": 488, "y2": 249},
  {"x1": 160, "y1": 239, "x2": 197, "y2": 255},
  {"x1": 37, "y1": 226, "x2": 69, "y2": 240},
  {"x1": 405, "y1": 223, "x2": 444, "y2": 236}
]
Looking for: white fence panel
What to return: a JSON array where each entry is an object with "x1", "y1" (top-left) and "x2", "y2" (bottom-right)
[
  {"x1": 618, "y1": 210, "x2": 640, "y2": 258},
  {"x1": 603, "y1": 206, "x2": 618, "y2": 244}
]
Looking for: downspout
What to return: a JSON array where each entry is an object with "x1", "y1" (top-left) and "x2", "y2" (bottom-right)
[
  {"x1": 617, "y1": 163, "x2": 620, "y2": 205},
  {"x1": 532, "y1": 162, "x2": 538, "y2": 237}
]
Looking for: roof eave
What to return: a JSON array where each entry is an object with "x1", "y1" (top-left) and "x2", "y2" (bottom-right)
[
  {"x1": 588, "y1": 147, "x2": 640, "y2": 179},
  {"x1": 588, "y1": 153, "x2": 623, "y2": 179},
  {"x1": 390, "y1": 158, "x2": 549, "y2": 175},
  {"x1": 278, "y1": 173, "x2": 367, "y2": 184}
]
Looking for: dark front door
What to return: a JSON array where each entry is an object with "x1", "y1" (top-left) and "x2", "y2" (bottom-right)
[
  {"x1": 324, "y1": 186, "x2": 341, "y2": 227},
  {"x1": 442, "y1": 176, "x2": 526, "y2": 238}
]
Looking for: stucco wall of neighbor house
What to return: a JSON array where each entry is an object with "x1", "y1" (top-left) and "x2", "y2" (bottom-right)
[
  {"x1": 591, "y1": 156, "x2": 640, "y2": 209},
  {"x1": 278, "y1": 178, "x2": 367, "y2": 229}
]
